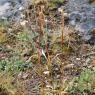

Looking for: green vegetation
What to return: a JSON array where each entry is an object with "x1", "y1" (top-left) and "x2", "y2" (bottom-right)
[{"x1": 0, "y1": 0, "x2": 95, "y2": 95}]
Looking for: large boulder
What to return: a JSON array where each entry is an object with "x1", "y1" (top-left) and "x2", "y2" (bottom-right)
[
  {"x1": 65, "y1": 0, "x2": 95, "y2": 44},
  {"x1": 0, "y1": 0, "x2": 27, "y2": 21}
]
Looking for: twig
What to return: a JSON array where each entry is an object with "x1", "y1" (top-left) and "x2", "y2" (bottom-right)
[{"x1": 82, "y1": 52, "x2": 95, "y2": 57}]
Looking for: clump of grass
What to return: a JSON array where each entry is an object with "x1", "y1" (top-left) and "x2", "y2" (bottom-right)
[
  {"x1": 68, "y1": 67, "x2": 95, "y2": 94},
  {"x1": 1, "y1": 1, "x2": 92, "y2": 95},
  {"x1": 0, "y1": 27, "x2": 7, "y2": 43},
  {"x1": 0, "y1": 58, "x2": 43, "y2": 95},
  {"x1": 49, "y1": 0, "x2": 64, "y2": 9},
  {"x1": 0, "y1": 85, "x2": 10, "y2": 95}
]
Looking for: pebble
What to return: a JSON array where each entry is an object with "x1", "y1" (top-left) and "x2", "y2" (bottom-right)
[
  {"x1": 76, "y1": 58, "x2": 81, "y2": 61},
  {"x1": 46, "y1": 84, "x2": 52, "y2": 88},
  {"x1": 43, "y1": 71, "x2": 50, "y2": 75},
  {"x1": 20, "y1": 20, "x2": 28, "y2": 26}
]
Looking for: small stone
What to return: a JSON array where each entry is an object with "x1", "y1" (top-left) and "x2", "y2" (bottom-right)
[
  {"x1": 20, "y1": 20, "x2": 28, "y2": 26},
  {"x1": 18, "y1": 71, "x2": 23, "y2": 79},
  {"x1": 64, "y1": 12, "x2": 69, "y2": 17},
  {"x1": 1, "y1": 16, "x2": 7, "y2": 20},
  {"x1": 19, "y1": 6, "x2": 24, "y2": 10},
  {"x1": 56, "y1": 75, "x2": 60, "y2": 78},
  {"x1": 46, "y1": 84, "x2": 52, "y2": 88},
  {"x1": 20, "y1": 14, "x2": 25, "y2": 18},
  {"x1": 43, "y1": 71, "x2": 50, "y2": 75},
  {"x1": 58, "y1": 8, "x2": 63, "y2": 13},
  {"x1": 54, "y1": 67, "x2": 59, "y2": 71},
  {"x1": 76, "y1": 58, "x2": 81, "y2": 60},
  {"x1": 22, "y1": 73, "x2": 29, "y2": 79}
]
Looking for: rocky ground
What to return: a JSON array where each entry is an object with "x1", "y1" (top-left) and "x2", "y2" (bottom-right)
[
  {"x1": 65, "y1": 0, "x2": 95, "y2": 44},
  {"x1": 0, "y1": 0, "x2": 95, "y2": 95}
]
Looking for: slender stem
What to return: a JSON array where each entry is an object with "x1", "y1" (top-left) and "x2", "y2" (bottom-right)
[
  {"x1": 36, "y1": 41, "x2": 41, "y2": 64},
  {"x1": 61, "y1": 12, "x2": 64, "y2": 47}
]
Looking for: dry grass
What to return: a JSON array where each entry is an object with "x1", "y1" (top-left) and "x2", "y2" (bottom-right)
[{"x1": 0, "y1": 0, "x2": 95, "y2": 95}]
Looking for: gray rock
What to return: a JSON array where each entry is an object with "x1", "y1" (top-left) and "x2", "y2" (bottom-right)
[
  {"x1": 0, "y1": 0, "x2": 27, "y2": 22},
  {"x1": 75, "y1": 18, "x2": 95, "y2": 33},
  {"x1": 65, "y1": 0, "x2": 95, "y2": 44},
  {"x1": 65, "y1": 0, "x2": 89, "y2": 12}
]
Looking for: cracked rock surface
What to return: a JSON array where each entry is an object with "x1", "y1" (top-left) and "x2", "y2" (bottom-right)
[
  {"x1": 0, "y1": 0, "x2": 28, "y2": 22},
  {"x1": 65, "y1": 0, "x2": 95, "y2": 44}
]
